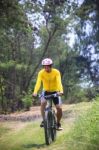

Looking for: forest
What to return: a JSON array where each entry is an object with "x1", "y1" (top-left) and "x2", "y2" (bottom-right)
[{"x1": 0, "y1": 0, "x2": 99, "y2": 113}]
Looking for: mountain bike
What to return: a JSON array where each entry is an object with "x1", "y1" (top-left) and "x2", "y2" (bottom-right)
[{"x1": 39, "y1": 93, "x2": 58, "y2": 145}]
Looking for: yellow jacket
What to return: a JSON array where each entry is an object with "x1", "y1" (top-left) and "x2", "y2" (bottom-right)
[{"x1": 33, "y1": 68, "x2": 63, "y2": 94}]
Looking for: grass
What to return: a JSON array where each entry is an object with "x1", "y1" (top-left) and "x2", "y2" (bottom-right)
[
  {"x1": 65, "y1": 99, "x2": 99, "y2": 150},
  {"x1": 0, "y1": 101, "x2": 97, "y2": 150},
  {"x1": 0, "y1": 120, "x2": 72, "y2": 150},
  {"x1": 0, "y1": 122, "x2": 45, "y2": 150}
]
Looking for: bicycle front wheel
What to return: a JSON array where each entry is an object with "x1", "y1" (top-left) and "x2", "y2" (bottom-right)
[
  {"x1": 44, "y1": 110, "x2": 53, "y2": 145},
  {"x1": 51, "y1": 110, "x2": 57, "y2": 141}
]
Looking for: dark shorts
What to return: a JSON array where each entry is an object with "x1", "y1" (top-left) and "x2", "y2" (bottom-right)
[{"x1": 43, "y1": 91, "x2": 62, "y2": 105}]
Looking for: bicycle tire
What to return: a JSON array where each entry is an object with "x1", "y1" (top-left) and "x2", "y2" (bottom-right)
[
  {"x1": 51, "y1": 110, "x2": 57, "y2": 141},
  {"x1": 44, "y1": 110, "x2": 52, "y2": 145}
]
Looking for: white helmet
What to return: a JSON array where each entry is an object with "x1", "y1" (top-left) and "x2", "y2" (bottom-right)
[{"x1": 42, "y1": 58, "x2": 53, "y2": 66}]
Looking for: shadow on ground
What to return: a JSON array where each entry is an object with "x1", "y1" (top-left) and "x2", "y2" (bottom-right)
[{"x1": 22, "y1": 143, "x2": 45, "y2": 149}]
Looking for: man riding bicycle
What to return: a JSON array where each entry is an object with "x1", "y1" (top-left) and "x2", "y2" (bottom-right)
[{"x1": 32, "y1": 58, "x2": 64, "y2": 130}]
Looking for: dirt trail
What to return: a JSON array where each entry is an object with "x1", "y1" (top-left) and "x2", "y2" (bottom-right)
[
  {"x1": 0, "y1": 106, "x2": 41, "y2": 122},
  {"x1": 0, "y1": 102, "x2": 92, "y2": 135},
  {"x1": 0, "y1": 102, "x2": 92, "y2": 122},
  {"x1": 0, "y1": 104, "x2": 70, "y2": 121},
  {"x1": 0, "y1": 104, "x2": 72, "y2": 121}
]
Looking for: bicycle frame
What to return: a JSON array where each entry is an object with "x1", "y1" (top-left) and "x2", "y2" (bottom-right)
[{"x1": 39, "y1": 93, "x2": 58, "y2": 145}]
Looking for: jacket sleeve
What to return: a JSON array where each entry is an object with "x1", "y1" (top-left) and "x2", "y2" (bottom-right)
[
  {"x1": 56, "y1": 71, "x2": 63, "y2": 93},
  {"x1": 33, "y1": 72, "x2": 42, "y2": 94}
]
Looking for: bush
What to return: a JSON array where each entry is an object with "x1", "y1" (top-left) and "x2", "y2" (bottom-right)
[
  {"x1": 66, "y1": 88, "x2": 88, "y2": 104},
  {"x1": 22, "y1": 90, "x2": 32, "y2": 111}
]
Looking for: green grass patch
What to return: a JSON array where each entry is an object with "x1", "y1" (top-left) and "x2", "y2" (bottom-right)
[
  {"x1": 0, "y1": 120, "x2": 71, "y2": 150},
  {"x1": 0, "y1": 121, "x2": 46, "y2": 150},
  {"x1": 66, "y1": 99, "x2": 99, "y2": 150},
  {"x1": 0, "y1": 125, "x2": 10, "y2": 137},
  {"x1": 0, "y1": 102, "x2": 94, "y2": 150}
]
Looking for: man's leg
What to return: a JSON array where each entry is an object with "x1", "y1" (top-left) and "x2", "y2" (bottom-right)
[
  {"x1": 41, "y1": 101, "x2": 47, "y2": 120},
  {"x1": 55, "y1": 104, "x2": 62, "y2": 124},
  {"x1": 40, "y1": 101, "x2": 47, "y2": 127}
]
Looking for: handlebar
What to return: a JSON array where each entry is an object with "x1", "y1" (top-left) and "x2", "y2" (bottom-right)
[
  {"x1": 33, "y1": 92, "x2": 63, "y2": 99},
  {"x1": 41, "y1": 93, "x2": 59, "y2": 99}
]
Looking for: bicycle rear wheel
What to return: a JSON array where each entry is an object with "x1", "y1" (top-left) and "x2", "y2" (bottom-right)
[{"x1": 44, "y1": 110, "x2": 53, "y2": 145}]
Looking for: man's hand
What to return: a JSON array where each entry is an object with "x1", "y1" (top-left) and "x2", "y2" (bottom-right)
[
  {"x1": 32, "y1": 93, "x2": 37, "y2": 97},
  {"x1": 58, "y1": 92, "x2": 64, "y2": 96}
]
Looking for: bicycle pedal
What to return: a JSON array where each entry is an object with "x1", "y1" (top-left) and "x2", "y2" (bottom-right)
[
  {"x1": 40, "y1": 125, "x2": 44, "y2": 128},
  {"x1": 40, "y1": 121, "x2": 44, "y2": 127}
]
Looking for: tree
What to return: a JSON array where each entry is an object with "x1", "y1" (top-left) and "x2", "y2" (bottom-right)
[{"x1": 73, "y1": 0, "x2": 99, "y2": 89}]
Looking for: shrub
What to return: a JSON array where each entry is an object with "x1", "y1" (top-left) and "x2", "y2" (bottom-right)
[{"x1": 22, "y1": 90, "x2": 32, "y2": 111}]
